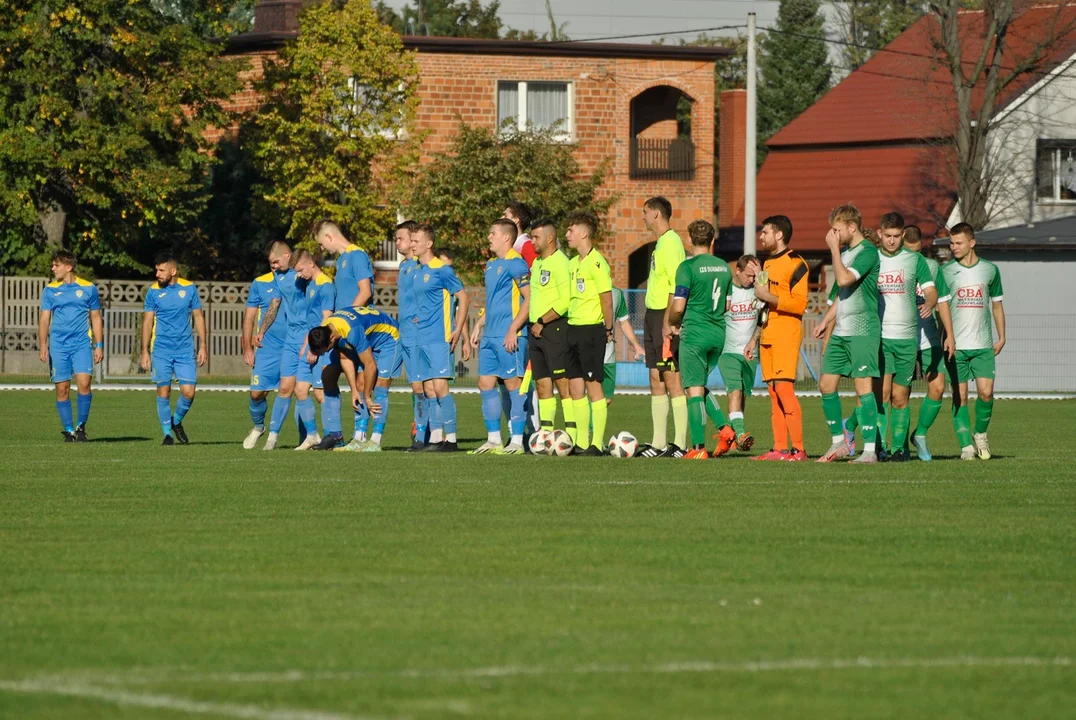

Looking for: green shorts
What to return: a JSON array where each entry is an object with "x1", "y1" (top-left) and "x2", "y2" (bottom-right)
[
  {"x1": 718, "y1": 353, "x2": 757, "y2": 395},
  {"x1": 602, "y1": 362, "x2": 616, "y2": 399},
  {"x1": 950, "y1": 348, "x2": 995, "y2": 383},
  {"x1": 680, "y1": 341, "x2": 722, "y2": 389},
  {"x1": 880, "y1": 338, "x2": 917, "y2": 387},
  {"x1": 822, "y1": 334, "x2": 880, "y2": 379},
  {"x1": 918, "y1": 345, "x2": 944, "y2": 378}
]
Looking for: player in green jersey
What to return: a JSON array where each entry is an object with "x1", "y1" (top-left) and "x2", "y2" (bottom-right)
[
  {"x1": 903, "y1": 226, "x2": 956, "y2": 462},
  {"x1": 942, "y1": 223, "x2": 1006, "y2": 460},
  {"x1": 817, "y1": 205, "x2": 882, "y2": 463},
  {"x1": 719, "y1": 255, "x2": 764, "y2": 452},
  {"x1": 668, "y1": 220, "x2": 735, "y2": 460},
  {"x1": 602, "y1": 288, "x2": 645, "y2": 403},
  {"x1": 565, "y1": 212, "x2": 613, "y2": 455}
]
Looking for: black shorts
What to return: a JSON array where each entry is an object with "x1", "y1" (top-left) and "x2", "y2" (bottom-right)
[
  {"x1": 529, "y1": 317, "x2": 568, "y2": 381},
  {"x1": 643, "y1": 308, "x2": 678, "y2": 372},
  {"x1": 566, "y1": 323, "x2": 606, "y2": 382}
]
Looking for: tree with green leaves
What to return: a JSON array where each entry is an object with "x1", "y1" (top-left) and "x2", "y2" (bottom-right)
[
  {"x1": 757, "y1": 0, "x2": 832, "y2": 157},
  {"x1": 375, "y1": 0, "x2": 502, "y2": 38},
  {"x1": 0, "y1": 1, "x2": 244, "y2": 276},
  {"x1": 835, "y1": 1, "x2": 924, "y2": 69},
  {"x1": 250, "y1": 0, "x2": 420, "y2": 248},
  {"x1": 400, "y1": 123, "x2": 613, "y2": 277}
]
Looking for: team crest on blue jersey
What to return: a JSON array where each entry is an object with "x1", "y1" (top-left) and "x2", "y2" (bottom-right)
[
  {"x1": 179, "y1": 290, "x2": 186, "y2": 298},
  {"x1": 497, "y1": 266, "x2": 504, "y2": 275},
  {"x1": 308, "y1": 288, "x2": 315, "y2": 297},
  {"x1": 75, "y1": 290, "x2": 83, "y2": 298},
  {"x1": 424, "y1": 273, "x2": 430, "y2": 283},
  {"x1": 341, "y1": 259, "x2": 347, "y2": 268},
  {"x1": 540, "y1": 270, "x2": 550, "y2": 285}
]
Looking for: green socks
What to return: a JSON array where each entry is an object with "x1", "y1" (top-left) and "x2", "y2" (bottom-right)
[
  {"x1": 915, "y1": 397, "x2": 942, "y2": 437},
  {"x1": 538, "y1": 397, "x2": 556, "y2": 431},
  {"x1": 857, "y1": 393, "x2": 879, "y2": 452},
  {"x1": 822, "y1": 392, "x2": 844, "y2": 442},
  {"x1": 688, "y1": 396, "x2": 706, "y2": 448},
  {"x1": 590, "y1": 400, "x2": 608, "y2": 450},
  {"x1": 845, "y1": 410, "x2": 859, "y2": 432},
  {"x1": 953, "y1": 403, "x2": 973, "y2": 448},
  {"x1": 704, "y1": 392, "x2": 729, "y2": 430},
  {"x1": 877, "y1": 402, "x2": 890, "y2": 451},
  {"x1": 891, "y1": 406, "x2": 910, "y2": 453},
  {"x1": 974, "y1": 398, "x2": 994, "y2": 434},
  {"x1": 573, "y1": 397, "x2": 591, "y2": 449}
]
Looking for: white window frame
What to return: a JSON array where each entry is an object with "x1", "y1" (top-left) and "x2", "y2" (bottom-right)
[
  {"x1": 344, "y1": 77, "x2": 408, "y2": 141},
  {"x1": 1036, "y1": 139, "x2": 1076, "y2": 204},
  {"x1": 497, "y1": 80, "x2": 574, "y2": 142}
]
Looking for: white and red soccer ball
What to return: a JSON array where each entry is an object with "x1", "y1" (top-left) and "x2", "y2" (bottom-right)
[
  {"x1": 608, "y1": 431, "x2": 638, "y2": 458},
  {"x1": 527, "y1": 429, "x2": 574, "y2": 456}
]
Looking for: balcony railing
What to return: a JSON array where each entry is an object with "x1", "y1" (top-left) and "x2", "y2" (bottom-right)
[
  {"x1": 374, "y1": 238, "x2": 399, "y2": 265},
  {"x1": 629, "y1": 138, "x2": 696, "y2": 181}
]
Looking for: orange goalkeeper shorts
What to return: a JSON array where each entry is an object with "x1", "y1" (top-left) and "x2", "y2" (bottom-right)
[{"x1": 760, "y1": 341, "x2": 800, "y2": 382}]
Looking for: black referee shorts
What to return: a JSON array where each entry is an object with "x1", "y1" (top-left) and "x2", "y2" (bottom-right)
[
  {"x1": 643, "y1": 308, "x2": 678, "y2": 372},
  {"x1": 566, "y1": 322, "x2": 606, "y2": 382},
  {"x1": 529, "y1": 317, "x2": 568, "y2": 381}
]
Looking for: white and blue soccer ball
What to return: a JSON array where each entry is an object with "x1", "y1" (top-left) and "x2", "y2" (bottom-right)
[
  {"x1": 549, "y1": 429, "x2": 574, "y2": 457},
  {"x1": 608, "y1": 431, "x2": 638, "y2": 458}
]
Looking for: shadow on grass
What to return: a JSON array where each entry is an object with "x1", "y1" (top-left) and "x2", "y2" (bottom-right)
[{"x1": 87, "y1": 437, "x2": 153, "y2": 443}]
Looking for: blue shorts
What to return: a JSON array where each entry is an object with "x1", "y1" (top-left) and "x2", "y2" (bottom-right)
[
  {"x1": 413, "y1": 341, "x2": 453, "y2": 382},
  {"x1": 152, "y1": 352, "x2": 197, "y2": 387},
  {"x1": 478, "y1": 335, "x2": 528, "y2": 378},
  {"x1": 278, "y1": 342, "x2": 303, "y2": 379},
  {"x1": 297, "y1": 350, "x2": 331, "y2": 389},
  {"x1": 49, "y1": 344, "x2": 93, "y2": 383},
  {"x1": 250, "y1": 343, "x2": 283, "y2": 392},
  {"x1": 372, "y1": 341, "x2": 403, "y2": 380},
  {"x1": 401, "y1": 341, "x2": 418, "y2": 382}
]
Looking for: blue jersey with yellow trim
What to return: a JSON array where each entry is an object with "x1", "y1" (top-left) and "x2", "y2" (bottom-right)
[
  {"x1": 334, "y1": 244, "x2": 374, "y2": 307},
  {"x1": 246, "y1": 273, "x2": 287, "y2": 349},
  {"x1": 273, "y1": 268, "x2": 310, "y2": 346},
  {"x1": 41, "y1": 277, "x2": 100, "y2": 349},
  {"x1": 304, "y1": 274, "x2": 336, "y2": 330},
  {"x1": 324, "y1": 307, "x2": 399, "y2": 355},
  {"x1": 143, "y1": 278, "x2": 201, "y2": 355},
  {"x1": 397, "y1": 257, "x2": 420, "y2": 344},
  {"x1": 414, "y1": 259, "x2": 464, "y2": 344},
  {"x1": 484, "y1": 250, "x2": 530, "y2": 338}
]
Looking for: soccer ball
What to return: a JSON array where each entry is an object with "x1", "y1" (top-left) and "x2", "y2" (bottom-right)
[
  {"x1": 528, "y1": 430, "x2": 553, "y2": 456},
  {"x1": 608, "y1": 431, "x2": 639, "y2": 458},
  {"x1": 549, "y1": 429, "x2": 574, "y2": 456}
]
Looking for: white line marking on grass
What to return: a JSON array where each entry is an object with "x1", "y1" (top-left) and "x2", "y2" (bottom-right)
[{"x1": 0, "y1": 678, "x2": 381, "y2": 720}]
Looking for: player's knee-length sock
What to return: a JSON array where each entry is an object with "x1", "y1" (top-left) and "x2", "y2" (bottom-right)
[
  {"x1": 414, "y1": 392, "x2": 428, "y2": 439},
  {"x1": 174, "y1": 395, "x2": 193, "y2": 424},
  {"x1": 671, "y1": 395, "x2": 688, "y2": 449},
  {"x1": 590, "y1": 399, "x2": 607, "y2": 451},
  {"x1": 704, "y1": 392, "x2": 729, "y2": 430},
  {"x1": 526, "y1": 388, "x2": 539, "y2": 434},
  {"x1": 572, "y1": 398, "x2": 591, "y2": 449},
  {"x1": 537, "y1": 396, "x2": 556, "y2": 431},
  {"x1": 952, "y1": 403, "x2": 973, "y2": 448},
  {"x1": 322, "y1": 391, "x2": 341, "y2": 436},
  {"x1": 561, "y1": 396, "x2": 576, "y2": 443},
  {"x1": 687, "y1": 396, "x2": 706, "y2": 448},
  {"x1": 878, "y1": 402, "x2": 890, "y2": 451},
  {"x1": 845, "y1": 410, "x2": 859, "y2": 432},
  {"x1": 428, "y1": 396, "x2": 444, "y2": 444},
  {"x1": 729, "y1": 412, "x2": 745, "y2": 436},
  {"x1": 498, "y1": 383, "x2": 512, "y2": 424},
  {"x1": 768, "y1": 384, "x2": 788, "y2": 450},
  {"x1": 856, "y1": 393, "x2": 879, "y2": 453},
  {"x1": 974, "y1": 398, "x2": 994, "y2": 434},
  {"x1": 441, "y1": 394, "x2": 457, "y2": 443},
  {"x1": 249, "y1": 397, "x2": 268, "y2": 430},
  {"x1": 775, "y1": 382, "x2": 804, "y2": 451},
  {"x1": 156, "y1": 396, "x2": 173, "y2": 437},
  {"x1": 76, "y1": 392, "x2": 92, "y2": 427},
  {"x1": 269, "y1": 396, "x2": 292, "y2": 434},
  {"x1": 650, "y1": 395, "x2": 669, "y2": 448},
  {"x1": 296, "y1": 397, "x2": 317, "y2": 437},
  {"x1": 891, "y1": 406, "x2": 910, "y2": 452},
  {"x1": 371, "y1": 387, "x2": 389, "y2": 444},
  {"x1": 914, "y1": 397, "x2": 942, "y2": 437},
  {"x1": 481, "y1": 388, "x2": 502, "y2": 444},
  {"x1": 509, "y1": 390, "x2": 526, "y2": 445},
  {"x1": 56, "y1": 399, "x2": 74, "y2": 433},
  {"x1": 822, "y1": 392, "x2": 844, "y2": 445}
]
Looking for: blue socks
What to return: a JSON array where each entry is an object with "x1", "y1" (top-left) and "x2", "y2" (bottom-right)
[
  {"x1": 354, "y1": 401, "x2": 370, "y2": 436},
  {"x1": 76, "y1": 392, "x2": 91, "y2": 427},
  {"x1": 249, "y1": 397, "x2": 267, "y2": 429},
  {"x1": 269, "y1": 396, "x2": 292, "y2": 434},
  {"x1": 498, "y1": 384, "x2": 512, "y2": 424},
  {"x1": 481, "y1": 388, "x2": 501, "y2": 433},
  {"x1": 323, "y1": 391, "x2": 342, "y2": 436},
  {"x1": 56, "y1": 400, "x2": 74, "y2": 433},
  {"x1": 297, "y1": 397, "x2": 317, "y2": 436},
  {"x1": 372, "y1": 387, "x2": 389, "y2": 435},
  {"x1": 509, "y1": 388, "x2": 526, "y2": 436},
  {"x1": 442, "y1": 394, "x2": 457, "y2": 438},
  {"x1": 156, "y1": 396, "x2": 172, "y2": 437},
  {"x1": 428, "y1": 395, "x2": 444, "y2": 435},
  {"x1": 174, "y1": 395, "x2": 193, "y2": 424},
  {"x1": 414, "y1": 393, "x2": 428, "y2": 439}
]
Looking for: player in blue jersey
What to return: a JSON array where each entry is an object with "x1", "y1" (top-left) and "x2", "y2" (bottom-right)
[
  {"x1": 139, "y1": 253, "x2": 207, "y2": 445},
  {"x1": 37, "y1": 250, "x2": 104, "y2": 442},
  {"x1": 315, "y1": 219, "x2": 374, "y2": 308},
  {"x1": 393, "y1": 220, "x2": 428, "y2": 445},
  {"x1": 408, "y1": 224, "x2": 470, "y2": 452},
  {"x1": 292, "y1": 250, "x2": 338, "y2": 450},
  {"x1": 307, "y1": 307, "x2": 402, "y2": 451},
  {"x1": 241, "y1": 270, "x2": 287, "y2": 448},
  {"x1": 468, "y1": 219, "x2": 530, "y2": 454}
]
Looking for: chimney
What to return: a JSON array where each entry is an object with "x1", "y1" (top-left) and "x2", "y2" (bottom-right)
[
  {"x1": 253, "y1": 0, "x2": 303, "y2": 33},
  {"x1": 718, "y1": 89, "x2": 747, "y2": 231}
]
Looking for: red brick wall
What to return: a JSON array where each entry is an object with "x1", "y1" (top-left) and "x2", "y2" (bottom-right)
[{"x1": 718, "y1": 89, "x2": 746, "y2": 231}]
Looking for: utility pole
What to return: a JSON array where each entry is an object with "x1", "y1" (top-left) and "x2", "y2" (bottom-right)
[{"x1": 744, "y1": 12, "x2": 757, "y2": 254}]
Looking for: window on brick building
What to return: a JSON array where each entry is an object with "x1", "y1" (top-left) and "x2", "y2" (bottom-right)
[
  {"x1": 342, "y1": 78, "x2": 407, "y2": 139},
  {"x1": 1036, "y1": 140, "x2": 1076, "y2": 202},
  {"x1": 497, "y1": 81, "x2": 572, "y2": 140}
]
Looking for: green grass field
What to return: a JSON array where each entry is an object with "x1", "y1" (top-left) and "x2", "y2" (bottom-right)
[{"x1": 1, "y1": 389, "x2": 1073, "y2": 719}]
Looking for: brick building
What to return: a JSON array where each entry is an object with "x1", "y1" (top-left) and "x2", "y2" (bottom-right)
[{"x1": 225, "y1": 0, "x2": 727, "y2": 288}]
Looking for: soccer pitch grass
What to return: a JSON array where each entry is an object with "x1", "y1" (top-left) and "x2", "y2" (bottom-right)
[{"x1": 1, "y1": 390, "x2": 1073, "y2": 719}]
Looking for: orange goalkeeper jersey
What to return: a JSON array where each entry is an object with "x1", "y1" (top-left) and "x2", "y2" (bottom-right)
[{"x1": 760, "y1": 248, "x2": 809, "y2": 345}]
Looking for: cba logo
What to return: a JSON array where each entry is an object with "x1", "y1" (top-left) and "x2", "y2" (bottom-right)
[{"x1": 540, "y1": 270, "x2": 550, "y2": 286}]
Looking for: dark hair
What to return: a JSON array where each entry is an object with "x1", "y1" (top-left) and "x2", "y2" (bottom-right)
[
  {"x1": 491, "y1": 218, "x2": 519, "y2": 241},
  {"x1": 902, "y1": 225, "x2": 923, "y2": 244},
  {"x1": 506, "y1": 201, "x2": 532, "y2": 231},
  {"x1": 761, "y1": 215, "x2": 793, "y2": 245},
  {"x1": 644, "y1": 196, "x2": 672, "y2": 220},
  {"x1": 436, "y1": 247, "x2": 455, "y2": 261},
  {"x1": 879, "y1": 212, "x2": 905, "y2": 230},
  {"x1": 293, "y1": 248, "x2": 315, "y2": 265},
  {"x1": 566, "y1": 211, "x2": 599, "y2": 238},
  {"x1": 413, "y1": 224, "x2": 435, "y2": 244},
  {"x1": 687, "y1": 219, "x2": 715, "y2": 247},
  {"x1": 950, "y1": 222, "x2": 975, "y2": 239},
  {"x1": 529, "y1": 217, "x2": 557, "y2": 233},
  {"x1": 266, "y1": 240, "x2": 292, "y2": 256},
  {"x1": 736, "y1": 254, "x2": 759, "y2": 270},
  {"x1": 395, "y1": 219, "x2": 418, "y2": 233},
  {"x1": 51, "y1": 249, "x2": 76, "y2": 267},
  {"x1": 308, "y1": 325, "x2": 333, "y2": 355},
  {"x1": 154, "y1": 252, "x2": 177, "y2": 266}
]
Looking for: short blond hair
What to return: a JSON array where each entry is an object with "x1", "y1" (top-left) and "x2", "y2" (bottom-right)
[{"x1": 829, "y1": 204, "x2": 862, "y2": 228}]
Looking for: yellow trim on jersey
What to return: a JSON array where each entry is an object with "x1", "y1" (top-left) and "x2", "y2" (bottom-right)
[
  {"x1": 150, "y1": 282, "x2": 161, "y2": 290},
  {"x1": 255, "y1": 272, "x2": 274, "y2": 283},
  {"x1": 344, "y1": 243, "x2": 360, "y2": 253},
  {"x1": 46, "y1": 280, "x2": 61, "y2": 288},
  {"x1": 176, "y1": 278, "x2": 194, "y2": 287},
  {"x1": 314, "y1": 273, "x2": 332, "y2": 286},
  {"x1": 442, "y1": 289, "x2": 451, "y2": 342},
  {"x1": 326, "y1": 316, "x2": 352, "y2": 338},
  {"x1": 505, "y1": 249, "x2": 522, "y2": 260},
  {"x1": 366, "y1": 323, "x2": 400, "y2": 341},
  {"x1": 74, "y1": 277, "x2": 93, "y2": 287}
]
